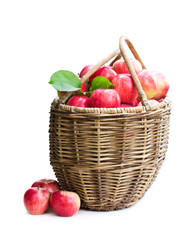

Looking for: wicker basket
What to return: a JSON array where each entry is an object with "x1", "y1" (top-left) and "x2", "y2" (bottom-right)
[{"x1": 49, "y1": 36, "x2": 171, "y2": 211}]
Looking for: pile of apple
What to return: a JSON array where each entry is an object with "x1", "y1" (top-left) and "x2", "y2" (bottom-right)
[
  {"x1": 23, "y1": 179, "x2": 80, "y2": 217},
  {"x1": 50, "y1": 57, "x2": 169, "y2": 108}
]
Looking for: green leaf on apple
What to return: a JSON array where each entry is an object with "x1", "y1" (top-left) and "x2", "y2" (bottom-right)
[
  {"x1": 49, "y1": 70, "x2": 82, "y2": 91},
  {"x1": 89, "y1": 76, "x2": 114, "y2": 93}
]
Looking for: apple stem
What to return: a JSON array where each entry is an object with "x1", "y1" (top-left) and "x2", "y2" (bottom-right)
[{"x1": 38, "y1": 185, "x2": 40, "y2": 190}]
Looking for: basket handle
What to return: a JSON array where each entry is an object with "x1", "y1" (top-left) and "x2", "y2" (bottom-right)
[
  {"x1": 119, "y1": 36, "x2": 150, "y2": 111},
  {"x1": 80, "y1": 48, "x2": 120, "y2": 84}
]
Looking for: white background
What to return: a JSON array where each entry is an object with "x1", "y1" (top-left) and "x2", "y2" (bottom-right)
[{"x1": 1, "y1": 0, "x2": 190, "y2": 239}]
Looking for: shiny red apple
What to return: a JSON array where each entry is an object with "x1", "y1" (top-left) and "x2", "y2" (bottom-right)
[
  {"x1": 89, "y1": 66, "x2": 117, "y2": 83},
  {"x1": 137, "y1": 99, "x2": 159, "y2": 107},
  {"x1": 67, "y1": 95, "x2": 90, "y2": 107},
  {"x1": 50, "y1": 190, "x2": 81, "y2": 217},
  {"x1": 31, "y1": 179, "x2": 60, "y2": 194},
  {"x1": 151, "y1": 71, "x2": 170, "y2": 100},
  {"x1": 137, "y1": 69, "x2": 157, "y2": 99},
  {"x1": 24, "y1": 187, "x2": 50, "y2": 215},
  {"x1": 89, "y1": 89, "x2": 121, "y2": 108},
  {"x1": 112, "y1": 74, "x2": 138, "y2": 104},
  {"x1": 79, "y1": 64, "x2": 94, "y2": 78},
  {"x1": 112, "y1": 58, "x2": 142, "y2": 74}
]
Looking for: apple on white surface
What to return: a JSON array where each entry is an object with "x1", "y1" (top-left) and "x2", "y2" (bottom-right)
[
  {"x1": 31, "y1": 178, "x2": 60, "y2": 194},
  {"x1": 50, "y1": 190, "x2": 81, "y2": 217},
  {"x1": 24, "y1": 187, "x2": 50, "y2": 215}
]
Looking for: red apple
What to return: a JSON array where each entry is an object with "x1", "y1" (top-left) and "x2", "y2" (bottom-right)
[
  {"x1": 89, "y1": 89, "x2": 121, "y2": 108},
  {"x1": 67, "y1": 95, "x2": 90, "y2": 107},
  {"x1": 130, "y1": 98, "x2": 140, "y2": 106},
  {"x1": 137, "y1": 69, "x2": 157, "y2": 99},
  {"x1": 151, "y1": 71, "x2": 170, "y2": 100},
  {"x1": 120, "y1": 104, "x2": 133, "y2": 108},
  {"x1": 79, "y1": 64, "x2": 94, "y2": 78},
  {"x1": 24, "y1": 187, "x2": 50, "y2": 215},
  {"x1": 112, "y1": 58, "x2": 142, "y2": 74},
  {"x1": 89, "y1": 66, "x2": 117, "y2": 83},
  {"x1": 50, "y1": 190, "x2": 81, "y2": 217},
  {"x1": 137, "y1": 99, "x2": 159, "y2": 107},
  {"x1": 31, "y1": 179, "x2": 60, "y2": 194},
  {"x1": 81, "y1": 82, "x2": 87, "y2": 92},
  {"x1": 112, "y1": 74, "x2": 138, "y2": 104}
]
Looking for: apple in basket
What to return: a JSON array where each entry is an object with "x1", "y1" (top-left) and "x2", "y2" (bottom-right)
[
  {"x1": 67, "y1": 95, "x2": 90, "y2": 107},
  {"x1": 89, "y1": 65, "x2": 117, "y2": 83},
  {"x1": 112, "y1": 74, "x2": 138, "y2": 104},
  {"x1": 151, "y1": 71, "x2": 170, "y2": 100},
  {"x1": 120, "y1": 103, "x2": 133, "y2": 108},
  {"x1": 137, "y1": 69, "x2": 157, "y2": 99},
  {"x1": 24, "y1": 187, "x2": 50, "y2": 215},
  {"x1": 50, "y1": 190, "x2": 81, "y2": 217},
  {"x1": 112, "y1": 58, "x2": 142, "y2": 74},
  {"x1": 31, "y1": 178, "x2": 60, "y2": 194},
  {"x1": 79, "y1": 64, "x2": 94, "y2": 78},
  {"x1": 89, "y1": 89, "x2": 121, "y2": 108},
  {"x1": 137, "y1": 99, "x2": 159, "y2": 107}
]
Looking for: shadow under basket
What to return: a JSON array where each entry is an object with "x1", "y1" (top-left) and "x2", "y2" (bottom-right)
[{"x1": 49, "y1": 97, "x2": 171, "y2": 211}]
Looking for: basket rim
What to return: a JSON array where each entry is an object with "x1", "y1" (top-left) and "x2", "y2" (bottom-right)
[{"x1": 51, "y1": 96, "x2": 171, "y2": 114}]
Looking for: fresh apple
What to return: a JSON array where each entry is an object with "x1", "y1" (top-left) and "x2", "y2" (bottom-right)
[
  {"x1": 89, "y1": 89, "x2": 121, "y2": 108},
  {"x1": 67, "y1": 95, "x2": 90, "y2": 107},
  {"x1": 50, "y1": 190, "x2": 81, "y2": 217},
  {"x1": 89, "y1": 66, "x2": 117, "y2": 83},
  {"x1": 120, "y1": 104, "x2": 133, "y2": 108},
  {"x1": 151, "y1": 71, "x2": 169, "y2": 100},
  {"x1": 81, "y1": 82, "x2": 87, "y2": 92},
  {"x1": 79, "y1": 64, "x2": 94, "y2": 78},
  {"x1": 137, "y1": 99, "x2": 159, "y2": 107},
  {"x1": 137, "y1": 69, "x2": 157, "y2": 99},
  {"x1": 130, "y1": 98, "x2": 140, "y2": 106},
  {"x1": 31, "y1": 179, "x2": 60, "y2": 194},
  {"x1": 112, "y1": 74, "x2": 138, "y2": 104},
  {"x1": 24, "y1": 187, "x2": 50, "y2": 215},
  {"x1": 112, "y1": 58, "x2": 142, "y2": 74}
]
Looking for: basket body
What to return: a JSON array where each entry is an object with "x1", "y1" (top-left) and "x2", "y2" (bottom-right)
[{"x1": 49, "y1": 98, "x2": 171, "y2": 211}]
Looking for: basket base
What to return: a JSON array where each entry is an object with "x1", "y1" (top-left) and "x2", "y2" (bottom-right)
[{"x1": 80, "y1": 196, "x2": 143, "y2": 211}]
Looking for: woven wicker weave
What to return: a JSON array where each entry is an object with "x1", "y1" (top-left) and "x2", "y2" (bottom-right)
[{"x1": 49, "y1": 36, "x2": 171, "y2": 211}]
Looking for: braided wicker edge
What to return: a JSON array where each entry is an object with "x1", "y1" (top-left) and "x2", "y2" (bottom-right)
[{"x1": 51, "y1": 96, "x2": 171, "y2": 115}]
